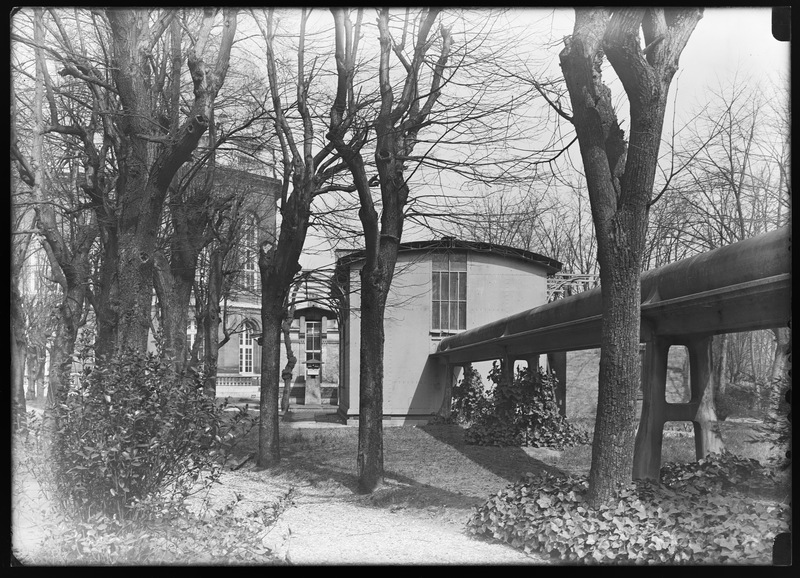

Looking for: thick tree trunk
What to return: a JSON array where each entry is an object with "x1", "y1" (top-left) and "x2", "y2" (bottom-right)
[
  {"x1": 153, "y1": 249, "x2": 195, "y2": 370},
  {"x1": 357, "y1": 267, "x2": 388, "y2": 493},
  {"x1": 690, "y1": 336, "x2": 726, "y2": 456},
  {"x1": 94, "y1": 233, "x2": 120, "y2": 361},
  {"x1": 560, "y1": 7, "x2": 702, "y2": 505},
  {"x1": 589, "y1": 249, "x2": 643, "y2": 502},
  {"x1": 258, "y1": 304, "x2": 284, "y2": 467},
  {"x1": 257, "y1": 192, "x2": 308, "y2": 467},
  {"x1": 106, "y1": 8, "x2": 236, "y2": 357},
  {"x1": 45, "y1": 284, "x2": 86, "y2": 415}
]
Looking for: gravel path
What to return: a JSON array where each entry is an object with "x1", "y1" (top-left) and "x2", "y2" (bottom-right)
[{"x1": 271, "y1": 480, "x2": 546, "y2": 565}]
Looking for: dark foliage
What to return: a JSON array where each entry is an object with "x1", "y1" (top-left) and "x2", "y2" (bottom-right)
[
  {"x1": 463, "y1": 363, "x2": 590, "y2": 449},
  {"x1": 468, "y1": 453, "x2": 790, "y2": 564}
]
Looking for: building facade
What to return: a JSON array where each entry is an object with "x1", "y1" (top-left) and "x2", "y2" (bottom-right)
[{"x1": 334, "y1": 238, "x2": 561, "y2": 423}]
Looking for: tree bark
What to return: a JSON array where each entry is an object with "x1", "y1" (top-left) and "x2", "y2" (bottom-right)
[
  {"x1": 201, "y1": 245, "x2": 226, "y2": 396},
  {"x1": 356, "y1": 264, "x2": 391, "y2": 492},
  {"x1": 280, "y1": 278, "x2": 303, "y2": 413},
  {"x1": 11, "y1": 277, "x2": 28, "y2": 431},
  {"x1": 105, "y1": 8, "x2": 237, "y2": 355},
  {"x1": 257, "y1": 192, "x2": 309, "y2": 467},
  {"x1": 560, "y1": 7, "x2": 702, "y2": 505}
]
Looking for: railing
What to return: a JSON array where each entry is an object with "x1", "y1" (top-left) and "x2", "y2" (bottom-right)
[{"x1": 217, "y1": 375, "x2": 261, "y2": 388}]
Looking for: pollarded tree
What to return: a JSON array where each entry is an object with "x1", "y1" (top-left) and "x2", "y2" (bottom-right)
[
  {"x1": 328, "y1": 7, "x2": 454, "y2": 492},
  {"x1": 328, "y1": 7, "x2": 558, "y2": 492},
  {"x1": 11, "y1": 8, "x2": 240, "y2": 369},
  {"x1": 558, "y1": 8, "x2": 703, "y2": 505},
  {"x1": 104, "y1": 8, "x2": 238, "y2": 355},
  {"x1": 11, "y1": 8, "x2": 99, "y2": 411},
  {"x1": 251, "y1": 8, "x2": 359, "y2": 467}
]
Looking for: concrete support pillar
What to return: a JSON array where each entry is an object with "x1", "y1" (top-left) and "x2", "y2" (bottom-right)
[
  {"x1": 547, "y1": 351, "x2": 567, "y2": 417},
  {"x1": 524, "y1": 354, "x2": 540, "y2": 373},
  {"x1": 683, "y1": 335, "x2": 725, "y2": 458},
  {"x1": 633, "y1": 338, "x2": 670, "y2": 481},
  {"x1": 437, "y1": 362, "x2": 460, "y2": 419},
  {"x1": 634, "y1": 335, "x2": 726, "y2": 481}
]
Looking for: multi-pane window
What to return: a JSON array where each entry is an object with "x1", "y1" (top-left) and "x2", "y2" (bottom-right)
[
  {"x1": 305, "y1": 321, "x2": 321, "y2": 362},
  {"x1": 239, "y1": 326, "x2": 254, "y2": 374},
  {"x1": 242, "y1": 214, "x2": 259, "y2": 292},
  {"x1": 432, "y1": 252, "x2": 467, "y2": 331}
]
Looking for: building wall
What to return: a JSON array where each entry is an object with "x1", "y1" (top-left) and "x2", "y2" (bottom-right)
[
  {"x1": 278, "y1": 315, "x2": 340, "y2": 389},
  {"x1": 341, "y1": 250, "x2": 551, "y2": 419}
]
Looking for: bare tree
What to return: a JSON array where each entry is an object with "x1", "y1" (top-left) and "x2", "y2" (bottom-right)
[
  {"x1": 103, "y1": 8, "x2": 238, "y2": 354},
  {"x1": 251, "y1": 8, "x2": 359, "y2": 467},
  {"x1": 11, "y1": 8, "x2": 98, "y2": 411},
  {"x1": 558, "y1": 8, "x2": 703, "y2": 505},
  {"x1": 328, "y1": 7, "x2": 454, "y2": 491}
]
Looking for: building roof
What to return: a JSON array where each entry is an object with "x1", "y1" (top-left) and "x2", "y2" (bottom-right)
[{"x1": 334, "y1": 237, "x2": 562, "y2": 275}]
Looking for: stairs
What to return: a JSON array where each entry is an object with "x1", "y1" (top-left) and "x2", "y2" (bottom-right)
[{"x1": 282, "y1": 404, "x2": 345, "y2": 424}]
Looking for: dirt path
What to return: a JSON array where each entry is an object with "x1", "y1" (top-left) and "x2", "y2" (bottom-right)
[{"x1": 216, "y1": 467, "x2": 547, "y2": 565}]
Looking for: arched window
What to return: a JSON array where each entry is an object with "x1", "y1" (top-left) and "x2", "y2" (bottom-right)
[{"x1": 239, "y1": 325, "x2": 254, "y2": 375}]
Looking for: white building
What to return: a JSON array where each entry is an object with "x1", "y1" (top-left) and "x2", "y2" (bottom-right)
[{"x1": 334, "y1": 238, "x2": 562, "y2": 423}]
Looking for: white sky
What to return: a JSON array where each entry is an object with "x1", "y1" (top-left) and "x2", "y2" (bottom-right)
[{"x1": 299, "y1": 7, "x2": 790, "y2": 271}]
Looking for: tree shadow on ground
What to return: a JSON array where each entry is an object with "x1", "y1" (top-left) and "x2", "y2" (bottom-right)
[{"x1": 417, "y1": 423, "x2": 571, "y2": 480}]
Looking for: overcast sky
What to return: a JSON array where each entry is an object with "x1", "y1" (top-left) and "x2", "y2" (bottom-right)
[{"x1": 299, "y1": 7, "x2": 790, "y2": 270}]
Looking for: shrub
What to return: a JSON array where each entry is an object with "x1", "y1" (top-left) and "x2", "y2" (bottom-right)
[
  {"x1": 48, "y1": 348, "x2": 228, "y2": 520},
  {"x1": 19, "y1": 491, "x2": 287, "y2": 565},
  {"x1": 464, "y1": 363, "x2": 590, "y2": 449},
  {"x1": 450, "y1": 364, "x2": 490, "y2": 424},
  {"x1": 468, "y1": 454, "x2": 790, "y2": 564}
]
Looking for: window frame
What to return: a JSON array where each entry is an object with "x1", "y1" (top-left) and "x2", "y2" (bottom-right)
[
  {"x1": 239, "y1": 326, "x2": 254, "y2": 375},
  {"x1": 431, "y1": 253, "x2": 467, "y2": 333}
]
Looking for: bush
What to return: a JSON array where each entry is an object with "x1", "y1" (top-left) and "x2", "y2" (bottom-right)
[
  {"x1": 468, "y1": 454, "x2": 790, "y2": 564},
  {"x1": 464, "y1": 363, "x2": 590, "y2": 449},
  {"x1": 450, "y1": 364, "x2": 490, "y2": 424},
  {"x1": 48, "y1": 348, "x2": 228, "y2": 520}
]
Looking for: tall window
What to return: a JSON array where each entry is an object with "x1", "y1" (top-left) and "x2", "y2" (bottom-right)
[
  {"x1": 432, "y1": 253, "x2": 467, "y2": 331},
  {"x1": 305, "y1": 321, "x2": 321, "y2": 362},
  {"x1": 239, "y1": 326, "x2": 254, "y2": 374},
  {"x1": 242, "y1": 214, "x2": 259, "y2": 292}
]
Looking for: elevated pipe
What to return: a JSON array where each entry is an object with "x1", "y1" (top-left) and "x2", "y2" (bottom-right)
[{"x1": 434, "y1": 226, "x2": 791, "y2": 365}]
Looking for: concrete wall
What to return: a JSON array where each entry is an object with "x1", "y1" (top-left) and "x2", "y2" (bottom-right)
[{"x1": 341, "y1": 250, "x2": 551, "y2": 419}]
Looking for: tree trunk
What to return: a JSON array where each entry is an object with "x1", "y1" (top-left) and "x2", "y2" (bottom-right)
[
  {"x1": 357, "y1": 266, "x2": 388, "y2": 493},
  {"x1": 258, "y1": 303, "x2": 284, "y2": 467},
  {"x1": 589, "y1": 247, "x2": 643, "y2": 502},
  {"x1": 714, "y1": 333, "x2": 729, "y2": 395},
  {"x1": 11, "y1": 281, "x2": 28, "y2": 431},
  {"x1": 257, "y1": 192, "x2": 308, "y2": 467},
  {"x1": 770, "y1": 327, "x2": 790, "y2": 385},
  {"x1": 201, "y1": 247, "x2": 226, "y2": 396},
  {"x1": 691, "y1": 336, "x2": 725, "y2": 456},
  {"x1": 559, "y1": 8, "x2": 703, "y2": 505},
  {"x1": 153, "y1": 249, "x2": 196, "y2": 370},
  {"x1": 45, "y1": 284, "x2": 86, "y2": 416},
  {"x1": 94, "y1": 232, "x2": 120, "y2": 361},
  {"x1": 106, "y1": 8, "x2": 237, "y2": 356},
  {"x1": 280, "y1": 311, "x2": 298, "y2": 413}
]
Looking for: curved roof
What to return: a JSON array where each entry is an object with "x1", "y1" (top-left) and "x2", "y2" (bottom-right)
[{"x1": 335, "y1": 236, "x2": 562, "y2": 275}]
